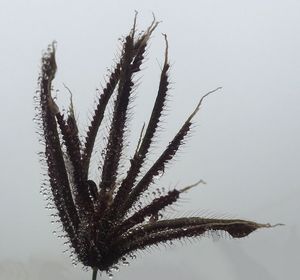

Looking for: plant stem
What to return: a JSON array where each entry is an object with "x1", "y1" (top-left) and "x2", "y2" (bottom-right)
[{"x1": 92, "y1": 267, "x2": 98, "y2": 280}]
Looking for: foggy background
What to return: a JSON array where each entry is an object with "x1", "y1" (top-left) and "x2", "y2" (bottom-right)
[{"x1": 0, "y1": 0, "x2": 299, "y2": 279}]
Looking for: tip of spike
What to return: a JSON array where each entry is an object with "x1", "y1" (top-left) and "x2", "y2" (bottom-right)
[{"x1": 179, "y1": 179, "x2": 206, "y2": 193}]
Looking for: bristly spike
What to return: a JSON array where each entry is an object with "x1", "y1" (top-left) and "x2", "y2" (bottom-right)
[
  {"x1": 115, "y1": 219, "x2": 274, "y2": 256},
  {"x1": 97, "y1": 17, "x2": 160, "y2": 214},
  {"x1": 82, "y1": 62, "x2": 121, "y2": 178},
  {"x1": 55, "y1": 112, "x2": 93, "y2": 214},
  {"x1": 97, "y1": 32, "x2": 137, "y2": 208},
  {"x1": 111, "y1": 32, "x2": 170, "y2": 218},
  {"x1": 37, "y1": 42, "x2": 81, "y2": 258}
]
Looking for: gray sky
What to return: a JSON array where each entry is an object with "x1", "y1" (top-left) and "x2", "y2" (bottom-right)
[{"x1": 0, "y1": 0, "x2": 299, "y2": 279}]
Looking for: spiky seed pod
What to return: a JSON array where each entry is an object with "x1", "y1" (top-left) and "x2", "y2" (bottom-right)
[{"x1": 35, "y1": 16, "x2": 276, "y2": 279}]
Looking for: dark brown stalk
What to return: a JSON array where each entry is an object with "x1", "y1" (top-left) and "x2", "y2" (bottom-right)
[{"x1": 92, "y1": 268, "x2": 98, "y2": 280}]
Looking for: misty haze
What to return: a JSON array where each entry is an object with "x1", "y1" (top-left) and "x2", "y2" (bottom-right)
[{"x1": 0, "y1": 1, "x2": 299, "y2": 279}]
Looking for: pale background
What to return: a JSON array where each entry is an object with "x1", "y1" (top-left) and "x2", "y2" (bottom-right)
[{"x1": 0, "y1": 0, "x2": 299, "y2": 279}]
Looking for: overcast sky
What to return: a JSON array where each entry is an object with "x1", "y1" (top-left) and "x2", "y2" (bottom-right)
[{"x1": 0, "y1": 0, "x2": 299, "y2": 279}]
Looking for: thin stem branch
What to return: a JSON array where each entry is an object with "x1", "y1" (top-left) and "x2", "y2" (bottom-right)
[{"x1": 92, "y1": 268, "x2": 98, "y2": 280}]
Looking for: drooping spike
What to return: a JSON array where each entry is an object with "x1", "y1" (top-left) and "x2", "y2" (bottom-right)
[{"x1": 116, "y1": 219, "x2": 274, "y2": 255}]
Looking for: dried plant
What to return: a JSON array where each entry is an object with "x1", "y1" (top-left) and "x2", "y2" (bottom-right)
[{"x1": 35, "y1": 15, "x2": 275, "y2": 280}]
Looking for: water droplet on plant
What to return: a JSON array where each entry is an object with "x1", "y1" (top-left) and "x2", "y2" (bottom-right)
[
  {"x1": 121, "y1": 257, "x2": 130, "y2": 266},
  {"x1": 111, "y1": 265, "x2": 119, "y2": 272},
  {"x1": 129, "y1": 253, "x2": 136, "y2": 259},
  {"x1": 107, "y1": 270, "x2": 114, "y2": 279},
  {"x1": 153, "y1": 170, "x2": 164, "y2": 180}
]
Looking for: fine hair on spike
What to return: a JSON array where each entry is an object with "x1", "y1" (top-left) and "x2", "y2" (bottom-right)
[{"x1": 34, "y1": 13, "x2": 278, "y2": 280}]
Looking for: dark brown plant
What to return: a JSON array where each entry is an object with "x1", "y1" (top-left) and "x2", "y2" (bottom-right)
[{"x1": 35, "y1": 15, "x2": 274, "y2": 280}]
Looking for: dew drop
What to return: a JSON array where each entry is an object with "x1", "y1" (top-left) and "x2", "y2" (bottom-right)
[
  {"x1": 121, "y1": 257, "x2": 130, "y2": 266},
  {"x1": 153, "y1": 170, "x2": 164, "y2": 180},
  {"x1": 111, "y1": 265, "x2": 119, "y2": 272},
  {"x1": 107, "y1": 270, "x2": 114, "y2": 279},
  {"x1": 129, "y1": 253, "x2": 136, "y2": 259}
]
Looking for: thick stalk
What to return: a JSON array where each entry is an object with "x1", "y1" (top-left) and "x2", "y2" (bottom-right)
[{"x1": 92, "y1": 268, "x2": 98, "y2": 280}]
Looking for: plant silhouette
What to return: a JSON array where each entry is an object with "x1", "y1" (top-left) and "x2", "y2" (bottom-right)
[{"x1": 35, "y1": 15, "x2": 273, "y2": 280}]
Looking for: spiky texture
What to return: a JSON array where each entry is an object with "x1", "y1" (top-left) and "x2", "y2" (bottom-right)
[{"x1": 35, "y1": 17, "x2": 274, "y2": 277}]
